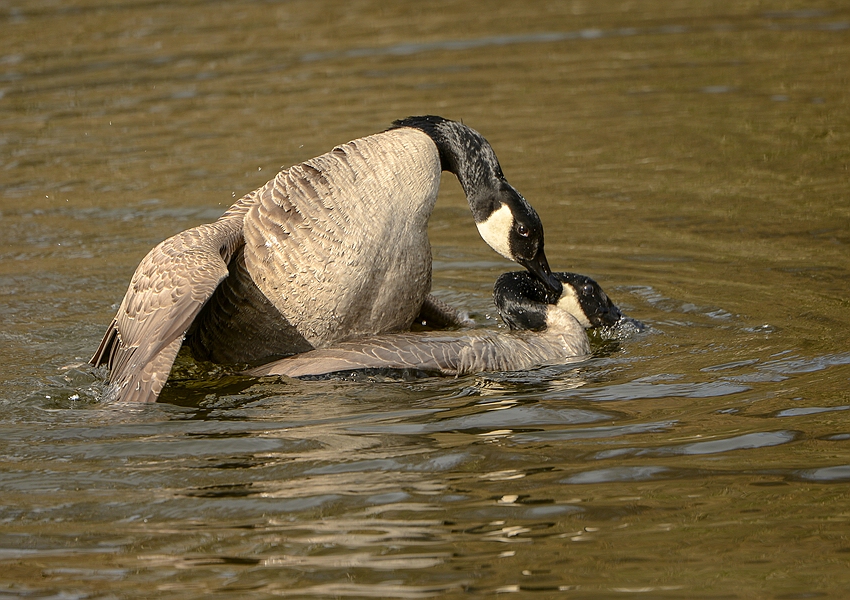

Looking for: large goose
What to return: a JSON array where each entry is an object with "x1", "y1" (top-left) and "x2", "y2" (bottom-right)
[
  {"x1": 247, "y1": 271, "x2": 624, "y2": 379},
  {"x1": 92, "y1": 116, "x2": 558, "y2": 403}
]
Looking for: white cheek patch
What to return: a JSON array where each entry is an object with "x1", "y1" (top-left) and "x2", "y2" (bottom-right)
[
  {"x1": 476, "y1": 203, "x2": 513, "y2": 260},
  {"x1": 553, "y1": 287, "x2": 592, "y2": 328}
]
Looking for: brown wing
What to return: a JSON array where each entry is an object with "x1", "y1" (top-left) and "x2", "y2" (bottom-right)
[
  {"x1": 245, "y1": 317, "x2": 591, "y2": 380},
  {"x1": 91, "y1": 196, "x2": 252, "y2": 403},
  {"x1": 245, "y1": 332, "x2": 470, "y2": 378}
]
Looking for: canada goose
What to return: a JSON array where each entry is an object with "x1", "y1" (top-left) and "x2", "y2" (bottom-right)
[
  {"x1": 246, "y1": 271, "x2": 624, "y2": 378},
  {"x1": 91, "y1": 116, "x2": 557, "y2": 403}
]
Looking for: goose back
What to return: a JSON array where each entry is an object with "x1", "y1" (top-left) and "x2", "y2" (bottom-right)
[
  {"x1": 242, "y1": 128, "x2": 441, "y2": 347},
  {"x1": 246, "y1": 326, "x2": 590, "y2": 379}
]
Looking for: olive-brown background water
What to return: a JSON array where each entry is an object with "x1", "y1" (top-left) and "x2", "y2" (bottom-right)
[{"x1": 2, "y1": 1, "x2": 849, "y2": 598}]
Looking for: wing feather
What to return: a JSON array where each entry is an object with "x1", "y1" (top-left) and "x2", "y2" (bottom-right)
[
  {"x1": 91, "y1": 200, "x2": 248, "y2": 403},
  {"x1": 245, "y1": 333, "x2": 464, "y2": 378},
  {"x1": 244, "y1": 325, "x2": 590, "y2": 380}
]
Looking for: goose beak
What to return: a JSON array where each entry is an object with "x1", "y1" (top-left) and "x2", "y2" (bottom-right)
[{"x1": 519, "y1": 251, "x2": 563, "y2": 295}]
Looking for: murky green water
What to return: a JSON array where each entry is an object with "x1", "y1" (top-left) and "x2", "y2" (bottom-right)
[{"x1": 2, "y1": 1, "x2": 849, "y2": 597}]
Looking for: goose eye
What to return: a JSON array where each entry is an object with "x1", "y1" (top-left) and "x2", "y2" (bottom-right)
[
  {"x1": 516, "y1": 223, "x2": 529, "y2": 237},
  {"x1": 581, "y1": 284, "x2": 594, "y2": 296}
]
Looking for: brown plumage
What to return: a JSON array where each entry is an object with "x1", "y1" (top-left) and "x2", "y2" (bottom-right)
[
  {"x1": 241, "y1": 128, "x2": 441, "y2": 346},
  {"x1": 91, "y1": 118, "x2": 556, "y2": 403},
  {"x1": 91, "y1": 195, "x2": 254, "y2": 403},
  {"x1": 244, "y1": 271, "x2": 627, "y2": 380},
  {"x1": 245, "y1": 327, "x2": 590, "y2": 379}
]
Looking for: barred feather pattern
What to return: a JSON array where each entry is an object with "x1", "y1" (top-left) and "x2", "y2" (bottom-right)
[
  {"x1": 242, "y1": 128, "x2": 442, "y2": 347},
  {"x1": 90, "y1": 192, "x2": 255, "y2": 403},
  {"x1": 246, "y1": 319, "x2": 590, "y2": 379},
  {"x1": 91, "y1": 129, "x2": 443, "y2": 402}
]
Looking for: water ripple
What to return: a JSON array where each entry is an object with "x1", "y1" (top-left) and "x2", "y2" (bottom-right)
[
  {"x1": 513, "y1": 420, "x2": 677, "y2": 443},
  {"x1": 546, "y1": 380, "x2": 750, "y2": 402},
  {"x1": 795, "y1": 465, "x2": 850, "y2": 482},
  {"x1": 595, "y1": 430, "x2": 798, "y2": 459},
  {"x1": 775, "y1": 405, "x2": 850, "y2": 418},
  {"x1": 349, "y1": 405, "x2": 610, "y2": 434},
  {"x1": 561, "y1": 466, "x2": 670, "y2": 485},
  {"x1": 758, "y1": 351, "x2": 850, "y2": 375},
  {"x1": 669, "y1": 430, "x2": 798, "y2": 455},
  {"x1": 300, "y1": 18, "x2": 849, "y2": 63},
  {"x1": 706, "y1": 351, "x2": 850, "y2": 384}
]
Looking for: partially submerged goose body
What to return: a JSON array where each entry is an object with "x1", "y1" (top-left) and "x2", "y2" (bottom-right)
[
  {"x1": 247, "y1": 272, "x2": 624, "y2": 379},
  {"x1": 92, "y1": 117, "x2": 555, "y2": 402}
]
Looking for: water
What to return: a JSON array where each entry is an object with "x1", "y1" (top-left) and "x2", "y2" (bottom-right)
[{"x1": 2, "y1": 1, "x2": 850, "y2": 597}]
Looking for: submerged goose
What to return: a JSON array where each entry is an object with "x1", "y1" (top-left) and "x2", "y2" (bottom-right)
[
  {"x1": 247, "y1": 271, "x2": 624, "y2": 379},
  {"x1": 92, "y1": 116, "x2": 558, "y2": 403}
]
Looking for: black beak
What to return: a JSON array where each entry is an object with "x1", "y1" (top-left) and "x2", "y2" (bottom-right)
[
  {"x1": 595, "y1": 301, "x2": 623, "y2": 327},
  {"x1": 519, "y1": 250, "x2": 562, "y2": 296}
]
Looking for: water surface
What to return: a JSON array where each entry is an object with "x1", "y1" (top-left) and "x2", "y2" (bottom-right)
[{"x1": 1, "y1": 1, "x2": 849, "y2": 597}]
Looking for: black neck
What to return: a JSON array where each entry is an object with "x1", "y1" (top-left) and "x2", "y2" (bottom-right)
[
  {"x1": 392, "y1": 116, "x2": 505, "y2": 219},
  {"x1": 493, "y1": 271, "x2": 555, "y2": 331}
]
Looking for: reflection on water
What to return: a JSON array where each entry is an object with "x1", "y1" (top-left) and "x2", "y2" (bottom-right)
[
  {"x1": 2, "y1": 0, "x2": 850, "y2": 597},
  {"x1": 302, "y1": 16, "x2": 849, "y2": 63}
]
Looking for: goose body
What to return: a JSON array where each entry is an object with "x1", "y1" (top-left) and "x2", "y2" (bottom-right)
[
  {"x1": 247, "y1": 272, "x2": 624, "y2": 379},
  {"x1": 92, "y1": 117, "x2": 555, "y2": 403},
  {"x1": 241, "y1": 127, "x2": 441, "y2": 347}
]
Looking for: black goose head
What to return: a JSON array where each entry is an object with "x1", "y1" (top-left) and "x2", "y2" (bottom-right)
[
  {"x1": 494, "y1": 271, "x2": 623, "y2": 332},
  {"x1": 391, "y1": 115, "x2": 561, "y2": 294}
]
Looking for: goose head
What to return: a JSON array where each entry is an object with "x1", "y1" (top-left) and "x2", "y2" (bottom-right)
[
  {"x1": 392, "y1": 115, "x2": 562, "y2": 294},
  {"x1": 494, "y1": 271, "x2": 623, "y2": 332}
]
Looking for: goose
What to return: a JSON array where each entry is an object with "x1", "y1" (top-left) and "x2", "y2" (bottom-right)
[
  {"x1": 91, "y1": 116, "x2": 558, "y2": 403},
  {"x1": 246, "y1": 271, "x2": 624, "y2": 379}
]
